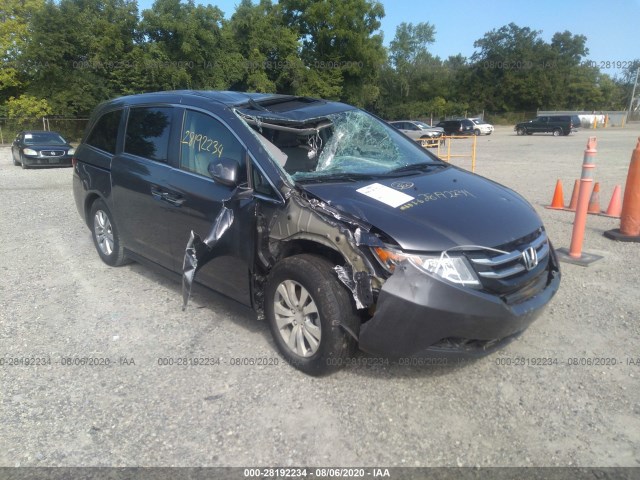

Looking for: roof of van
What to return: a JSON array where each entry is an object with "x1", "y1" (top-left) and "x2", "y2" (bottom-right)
[{"x1": 99, "y1": 90, "x2": 355, "y2": 123}]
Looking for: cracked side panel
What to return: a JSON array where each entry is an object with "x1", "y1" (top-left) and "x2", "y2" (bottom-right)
[{"x1": 181, "y1": 206, "x2": 234, "y2": 310}]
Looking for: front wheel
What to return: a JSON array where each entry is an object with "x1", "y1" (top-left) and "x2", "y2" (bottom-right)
[
  {"x1": 516, "y1": 127, "x2": 526, "y2": 136},
  {"x1": 20, "y1": 154, "x2": 28, "y2": 169},
  {"x1": 474, "y1": 129, "x2": 481, "y2": 136},
  {"x1": 90, "y1": 199, "x2": 128, "y2": 266},
  {"x1": 265, "y1": 254, "x2": 359, "y2": 375}
]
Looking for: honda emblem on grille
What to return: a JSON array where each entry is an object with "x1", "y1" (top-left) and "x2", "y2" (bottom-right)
[{"x1": 522, "y1": 246, "x2": 538, "y2": 271}]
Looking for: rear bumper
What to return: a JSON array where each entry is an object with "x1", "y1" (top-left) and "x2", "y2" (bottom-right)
[{"x1": 359, "y1": 258, "x2": 560, "y2": 358}]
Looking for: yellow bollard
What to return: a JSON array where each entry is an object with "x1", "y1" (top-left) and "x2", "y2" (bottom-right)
[{"x1": 472, "y1": 134, "x2": 477, "y2": 172}]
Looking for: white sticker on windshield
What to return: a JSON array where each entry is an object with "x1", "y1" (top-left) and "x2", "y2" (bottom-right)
[
  {"x1": 356, "y1": 183, "x2": 414, "y2": 208},
  {"x1": 25, "y1": 134, "x2": 33, "y2": 139}
]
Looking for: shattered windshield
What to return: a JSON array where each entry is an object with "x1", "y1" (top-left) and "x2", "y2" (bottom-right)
[{"x1": 241, "y1": 109, "x2": 441, "y2": 183}]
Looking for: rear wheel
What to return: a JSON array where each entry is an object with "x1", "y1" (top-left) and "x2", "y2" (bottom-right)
[
  {"x1": 90, "y1": 199, "x2": 128, "y2": 266},
  {"x1": 552, "y1": 128, "x2": 562, "y2": 137},
  {"x1": 265, "y1": 254, "x2": 359, "y2": 375}
]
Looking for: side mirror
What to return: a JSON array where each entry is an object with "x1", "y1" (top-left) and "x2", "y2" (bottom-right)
[{"x1": 208, "y1": 157, "x2": 240, "y2": 187}]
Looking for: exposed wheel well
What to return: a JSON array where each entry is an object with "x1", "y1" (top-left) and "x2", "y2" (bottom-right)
[{"x1": 277, "y1": 239, "x2": 345, "y2": 266}]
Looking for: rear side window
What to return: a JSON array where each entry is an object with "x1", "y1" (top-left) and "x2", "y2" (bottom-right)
[
  {"x1": 125, "y1": 107, "x2": 173, "y2": 162},
  {"x1": 85, "y1": 109, "x2": 122, "y2": 154},
  {"x1": 179, "y1": 109, "x2": 244, "y2": 178}
]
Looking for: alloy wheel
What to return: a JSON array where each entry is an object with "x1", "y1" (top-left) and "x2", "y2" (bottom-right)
[
  {"x1": 94, "y1": 210, "x2": 114, "y2": 256},
  {"x1": 273, "y1": 280, "x2": 321, "y2": 357}
]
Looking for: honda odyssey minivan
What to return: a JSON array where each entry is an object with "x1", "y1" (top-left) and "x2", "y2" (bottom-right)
[{"x1": 73, "y1": 91, "x2": 560, "y2": 375}]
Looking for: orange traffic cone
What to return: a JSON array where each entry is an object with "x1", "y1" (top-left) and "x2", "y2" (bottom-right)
[
  {"x1": 602, "y1": 185, "x2": 622, "y2": 217},
  {"x1": 547, "y1": 179, "x2": 564, "y2": 209},
  {"x1": 566, "y1": 179, "x2": 580, "y2": 211},
  {"x1": 605, "y1": 137, "x2": 640, "y2": 242},
  {"x1": 587, "y1": 182, "x2": 601, "y2": 214}
]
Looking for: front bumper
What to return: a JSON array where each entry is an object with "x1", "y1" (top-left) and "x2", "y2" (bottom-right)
[
  {"x1": 418, "y1": 136, "x2": 444, "y2": 148},
  {"x1": 22, "y1": 155, "x2": 72, "y2": 167},
  {"x1": 359, "y1": 259, "x2": 560, "y2": 358}
]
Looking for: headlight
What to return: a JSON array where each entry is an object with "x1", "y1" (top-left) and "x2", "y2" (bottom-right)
[
  {"x1": 23, "y1": 148, "x2": 38, "y2": 155},
  {"x1": 67, "y1": 148, "x2": 75, "y2": 155},
  {"x1": 373, "y1": 246, "x2": 480, "y2": 288}
]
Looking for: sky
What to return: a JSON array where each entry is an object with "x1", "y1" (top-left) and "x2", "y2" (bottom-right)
[{"x1": 136, "y1": 0, "x2": 640, "y2": 78}]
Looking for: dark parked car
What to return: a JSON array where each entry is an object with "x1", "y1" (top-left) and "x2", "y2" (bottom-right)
[
  {"x1": 73, "y1": 91, "x2": 560, "y2": 375},
  {"x1": 514, "y1": 115, "x2": 580, "y2": 136},
  {"x1": 388, "y1": 120, "x2": 444, "y2": 147},
  {"x1": 436, "y1": 119, "x2": 475, "y2": 136},
  {"x1": 11, "y1": 131, "x2": 75, "y2": 168}
]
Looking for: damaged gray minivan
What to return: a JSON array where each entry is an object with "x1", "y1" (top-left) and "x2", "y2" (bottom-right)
[{"x1": 73, "y1": 91, "x2": 560, "y2": 375}]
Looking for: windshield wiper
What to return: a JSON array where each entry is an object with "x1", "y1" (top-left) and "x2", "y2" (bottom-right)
[
  {"x1": 295, "y1": 172, "x2": 380, "y2": 183},
  {"x1": 384, "y1": 162, "x2": 448, "y2": 176}
]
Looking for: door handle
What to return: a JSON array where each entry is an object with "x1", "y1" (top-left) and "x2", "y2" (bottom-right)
[
  {"x1": 162, "y1": 192, "x2": 185, "y2": 207},
  {"x1": 151, "y1": 188, "x2": 185, "y2": 207}
]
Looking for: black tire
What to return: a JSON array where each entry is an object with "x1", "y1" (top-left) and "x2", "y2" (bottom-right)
[
  {"x1": 20, "y1": 154, "x2": 28, "y2": 169},
  {"x1": 265, "y1": 254, "x2": 359, "y2": 375},
  {"x1": 516, "y1": 127, "x2": 526, "y2": 136},
  {"x1": 12, "y1": 152, "x2": 19, "y2": 166},
  {"x1": 552, "y1": 128, "x2": 562, "y2": 137},
  {"x1": 474, "y1": 129, "x2": 481, "y2": 136},
  {"x1": 89, "y1": 199, "x2": 128, "y2": 266}
]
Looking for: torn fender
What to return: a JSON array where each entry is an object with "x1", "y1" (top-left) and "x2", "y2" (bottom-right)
[
  {"x1": 267, "y1": 192, "x2": 382, "y2": 307},
  {"x1": 268, "y1": 193, "x2": 379, "y2": 273},
  {"x1": 334, "y1": 265, "x2": 373, "y2": 309}
]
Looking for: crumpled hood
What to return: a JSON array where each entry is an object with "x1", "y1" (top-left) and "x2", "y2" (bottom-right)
[{"x1": 300, "y1": 167, "x2": 543, "y2": 251}]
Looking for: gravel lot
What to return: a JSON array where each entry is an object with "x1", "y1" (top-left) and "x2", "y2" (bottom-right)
[{"x1": 1, "y1": 124, "x2": 639, "y2": 468}]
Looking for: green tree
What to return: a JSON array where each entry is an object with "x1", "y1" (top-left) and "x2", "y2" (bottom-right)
[
  {"x1": 20, "y1": 0, "x2": 139, "y2": 115},
  {"x1": 374, "y1": 22, "x2": 462, "y2": 120},
  {"x1": 0, "y1": 0, "x2": 45, "y2": 102},
  {"x1": 466, "y1": 23, "x2": 551, "y2": 111},
  {"x1": 280, "y1": 0, "x2": 386, "y2": 106},
  {"x1": 388, "y1": 22, "x2": 436, "y2": 99},
  {"x1": 6, "y1": 94, "x2": 52, "y2": 123},
  {"x1": 226, "y1": 0, "x2": 302, "y2": 93},
  {"x1": 140, "y1": 0, "x2": 244, "y2": 90}
]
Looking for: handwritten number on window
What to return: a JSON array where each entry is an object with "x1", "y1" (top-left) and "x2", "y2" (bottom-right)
[{"x1": 181, "y1": 130, "x2": 224, "y2": 158}]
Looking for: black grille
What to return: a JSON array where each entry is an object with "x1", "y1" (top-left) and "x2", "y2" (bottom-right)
[
  {"x1": 41, "y1": 150, "x2": 65, "y2": 157},
  {"x1": 466, "y1": 229, "x2": 550, "y2": 296}
]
